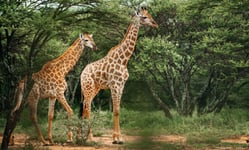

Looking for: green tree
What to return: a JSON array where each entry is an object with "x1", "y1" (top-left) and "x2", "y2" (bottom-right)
[
  {"x1": 131, "y1": 0, "x2": 249, "y2": 116},
  {"x1": 181, "y1": 0, "x2": 249, "y2": 114}
]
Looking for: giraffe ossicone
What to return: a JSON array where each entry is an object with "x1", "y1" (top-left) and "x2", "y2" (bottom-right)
[
  {"x1": 27, "y1": 33, "x2": 97, "y2": 145},
  {"x1": 80, "y1": 7, "x2": 158, "y2": 144}
]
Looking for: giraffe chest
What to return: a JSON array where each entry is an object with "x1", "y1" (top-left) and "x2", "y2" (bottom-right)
[{"x1": 93, "y1": 62, "x2": 129, "y2": 87}]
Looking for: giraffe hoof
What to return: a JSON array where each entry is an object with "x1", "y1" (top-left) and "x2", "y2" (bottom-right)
[
  {"x1": 43, "y1": 142, "x2": 53, "y2": 146},
  {"x1": 41, "y1": 140, "x2": 50, "y2": 146},
  {"x1": 66, "y1": 140, "x2": 73, "y2": 143},
  {"x1": 48, "y1": 139, "x2": 54, "y2": 145},
  {"x1": 112, "y1": 140, "x2": 124, "y2": 144}
]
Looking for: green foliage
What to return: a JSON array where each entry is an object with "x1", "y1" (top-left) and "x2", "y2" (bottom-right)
[
  {"x1": 134, "y1": 35, "x2": 182, "y2": 78},
  {"x1": 180, "y1": 0, "x2": 249, "y2": 66},
  {"x1": 122, "y1": 81, "x2": 158, "y2": 111},
  {"x1": 33, "y1": 39, "x2": 66, "y2": 72}
]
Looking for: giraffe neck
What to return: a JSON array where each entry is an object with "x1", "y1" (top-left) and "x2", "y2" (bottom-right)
[
  {"x1": 54, "y1": 38, "x2": 84, "y2": 76},
  {"x1": 108, "y1": 20, "x2": 140, "y2": 66}
]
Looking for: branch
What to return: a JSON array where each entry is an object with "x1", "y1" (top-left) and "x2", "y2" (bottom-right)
[{"x1": 145, "y1": 80, "x2": 173, "y2": 119}]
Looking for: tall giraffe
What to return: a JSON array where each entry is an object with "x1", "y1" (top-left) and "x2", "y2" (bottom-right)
[
  {"x1": 80, "y1": 7, "x2": 158, "y2": 144},
  {"x1": 27, "y1": 33, "x2": 97, "y2": 145}
]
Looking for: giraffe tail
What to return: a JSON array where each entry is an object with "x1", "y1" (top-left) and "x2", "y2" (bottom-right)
[
  {"x1": 11, "y1": 76, "x2": 27, "y2": 114},
  {"x1": 78, "y1": 102, "x2": 84, "y2": 118}
]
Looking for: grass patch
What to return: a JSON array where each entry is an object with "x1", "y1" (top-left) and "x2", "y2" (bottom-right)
[
  {"x1": 119, "y1": 108, "x2": 249, "y2": 149},
  {"x1": 120, "y1": 108, "x2": 249, "y2": 137},
  {"x1": 1, "y1": 108, "x2": 249, "y2": 149}
]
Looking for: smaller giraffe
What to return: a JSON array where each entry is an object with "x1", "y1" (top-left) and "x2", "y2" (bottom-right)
[
  {"x1": 80, "y1": 7, "x2": 158, "y2": 144},
  {"x1": 27, "y1": 33, "x2": 97, "y2": 145}
]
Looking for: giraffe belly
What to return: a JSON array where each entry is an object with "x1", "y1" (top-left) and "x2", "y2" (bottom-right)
[
  {"x1": 98, "y1": 82, "x2": 109, "y2": 89},
  {"x1": 94, "y1": 77, "x2": 109, "y2": 89},
  {"x1": 39, "y1": 88, "x2": 57, "y2": 99},
  {"x1": 38, "y1": 80, "x2": 66, "y2": 99}
]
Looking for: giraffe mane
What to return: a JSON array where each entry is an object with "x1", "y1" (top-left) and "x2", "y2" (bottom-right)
[
  {"x1": 107, "y1": 21, "x2": 137, "y2": 55},
  {"x1": 107, "y1": 45, "x2": 119, "y2": 55},
  {"x1": 51, "y1": 38, "x2": 81, "y2": 63}
]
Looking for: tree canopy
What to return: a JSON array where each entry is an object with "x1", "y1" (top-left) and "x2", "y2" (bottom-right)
[{"x1": 130, "y1": 0, "x2": 249, "y2": 115}]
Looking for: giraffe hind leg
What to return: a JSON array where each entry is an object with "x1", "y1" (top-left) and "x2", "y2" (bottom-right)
[
  {"x1": 27, "y1": 84, "x2": 48, "y2": 145},
  {"x1": 81, "y1": 85, "x2": 100, "y2": 141},
  {"x1": 47, "y1": 98, "x2": 56, "y2": 144}
]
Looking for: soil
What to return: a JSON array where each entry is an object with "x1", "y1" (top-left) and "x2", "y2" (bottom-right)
[
  {"x1": 1, "y1": 133, "x2": 249, "y2": 150},
  {"x1": 221, "y1": 135, "x2": 249, "y2": 144}
]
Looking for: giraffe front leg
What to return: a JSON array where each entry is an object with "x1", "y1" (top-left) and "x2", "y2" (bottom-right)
[
  {"x1": 111, "y1": 91, "x2": 123, "y2": 144},
  {"x1": 48, "y1": 98, "x2": 56, "y2": 144},
  {"x1": 57, "y1": 95, "x2": 73, "y2": 143},
  {"x1": 83, "y1": 100, "x2": 93, "y2": 141},
  {"x1": 112, "y1": 110, "x2": 123, "y2": 144}
]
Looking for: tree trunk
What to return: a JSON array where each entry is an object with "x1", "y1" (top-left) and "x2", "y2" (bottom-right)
[
  {"x1": 1, "y1": 77, "x2": 27, "y2": 150},
  {"x1": 180, "y1": 82, "x2": 194, "y2": 116},
  {"x1": 1, "y1": 108, "x2": 23, "y2": 150},
  {"x1": 71, "y1": 78, "x2": 80, "y2": 104},
  {"x1": 196, "y1": 68, "x2": 214, "y2": 115},
  {"x1": 147, "y1": 84, "x2": 172, "y2": 119}
]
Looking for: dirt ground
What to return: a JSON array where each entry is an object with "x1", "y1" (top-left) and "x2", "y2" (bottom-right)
[{"x1": 1, "y1": 133, "x2": 249, "y2": 150}]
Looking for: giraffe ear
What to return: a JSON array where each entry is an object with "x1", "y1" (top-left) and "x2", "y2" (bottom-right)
[
  {"x1": 141, "y1": 7, "x2": 147, "y2": 10},
  {"x1": 79, "y1": 33, "x2": 83, "y2": 39},
  {"x1": 135, "y1": 10, "x2": 141, "y2": 17},
  {"x1": 89, "y1": 34, "x2": 93, "y2": 38}
]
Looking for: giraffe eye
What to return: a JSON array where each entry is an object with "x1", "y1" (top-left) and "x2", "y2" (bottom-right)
[{"x1": 85, "y1": 39, "x2": 89, "y2": 42}]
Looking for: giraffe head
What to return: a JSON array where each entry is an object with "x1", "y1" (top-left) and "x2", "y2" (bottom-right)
[
  {"x1": 135, "y1": 7, "x2": 158, "y2": 28},
  {"x1": 79, "y1": 33, "x2": 98, "y2": 50}
]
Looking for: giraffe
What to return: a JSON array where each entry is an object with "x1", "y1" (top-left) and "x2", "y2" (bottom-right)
[
  {"x1": 80, "y1": 7, "x2": 158, "y2": 144},
  {"x1": 27, "y1": 33, "x2": 97, "y2": 145}
]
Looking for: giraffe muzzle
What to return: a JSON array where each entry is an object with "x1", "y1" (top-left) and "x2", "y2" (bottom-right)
[
  {"x1": 93, "y1": 45, "x2": 98, "y2": 50},
  {"x1": 152, "y1": 21, "x2": 158, "y2": 28}
]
